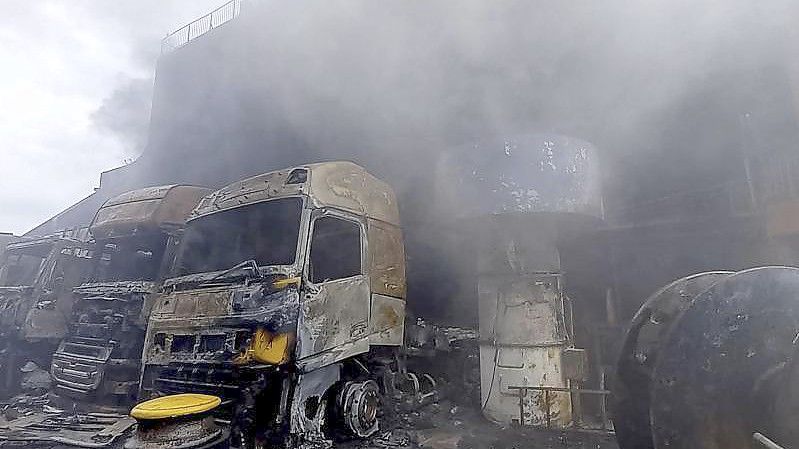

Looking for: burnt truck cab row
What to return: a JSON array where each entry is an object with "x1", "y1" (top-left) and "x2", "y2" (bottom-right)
[
  {"x1": 138, "y1": 162, "x2": 407, "y2": 447},
  {"x1": 0, "y1": 185, "x2": 210, "y2": 404},
  {"x1": 0, "y1": 161, "x2": 585, "y2": 449},
  {"x1": 0, "y1": 163, "x2": 417, "y2": 449},
  {"x1": 52, "y1": 185, "x2": 211, "y2": 409},
  {"x1": 0, "y1": 235, "x2": 94, "y2": 396},
  {"x1": 0, "y1": 185, "x2": 212, "y2": 447}
]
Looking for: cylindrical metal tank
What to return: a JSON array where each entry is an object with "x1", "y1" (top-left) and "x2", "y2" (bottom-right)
[
  {"x1": 473, "y1": 214, "x2": 572, "y2": 426},
  {"x1": 432, "y1": 134, "x2": 604, "y2": 427},
  {"x1": 433, "y1": 133, "x2": 602, "y2": 219},
  {"x1": 615, "y1": 267, "x2": 799, "y2": 449}
]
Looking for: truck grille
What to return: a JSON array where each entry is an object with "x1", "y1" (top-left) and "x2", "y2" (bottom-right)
[
  {"x1": 155, "y1": 363, "x2": 240, "y2": 397},
  {"x1": 51, "y1": 336, "x2": 141, "y2": 405},
  {"x1": 51, "y1": 337, "x2": 111, "y2": 396},
  {"x1": 149, "y1": 362, "x2": 285, "y2": 420}
]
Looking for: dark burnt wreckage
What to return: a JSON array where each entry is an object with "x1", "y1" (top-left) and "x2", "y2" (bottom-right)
[
  {"x1": 53, "y1": 185, "x2": 211, "y2": 409},
  {"x1": 0, "y1": 185, "x2": 209, "y2": 448},
  {"x1": 135, "y1": 162, "x2": 411, "y2": 448},
  {"x1": 0, "y1": 235, "x2": 93, "y2": 397},
  {"x1": 0, "y1": 161, "x2": 595, "y2": 449},
  {"x1": 133, "y1": 162, "x2": 405, "y2": 447}
]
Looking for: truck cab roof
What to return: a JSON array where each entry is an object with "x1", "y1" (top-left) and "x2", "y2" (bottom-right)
[
  {"x1": 91, "y1": 185, "x2": 213, "y2": 239},
  {"x1": 5, "y1": 235, "x2": 82, "y2": 255},
  {"x1": 191, "y1": 161, "x2": 400, "y2": 225}
]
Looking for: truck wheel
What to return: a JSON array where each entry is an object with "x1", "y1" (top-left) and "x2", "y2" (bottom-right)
[{"x1": 339, "y1": 380, "x2": 380, "y2": 438}]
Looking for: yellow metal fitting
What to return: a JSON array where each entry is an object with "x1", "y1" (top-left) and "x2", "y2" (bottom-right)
[
  {"x1": 272, "y1": 276, "x2": 301, "y2": 289},
  {"x1": 130, "y1": 393, "x2": 221, "y2": 420},
  {"x1": 234, "y1": 328, "x2": 293, "y2": 365}
]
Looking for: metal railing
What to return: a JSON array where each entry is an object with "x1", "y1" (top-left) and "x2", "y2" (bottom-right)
[
  {"x1": 507, "y1": 385, "x2": 613, "y2": 433},
  {"x1": 161, "y1": 0, "x2": 243, "y2": 54}
]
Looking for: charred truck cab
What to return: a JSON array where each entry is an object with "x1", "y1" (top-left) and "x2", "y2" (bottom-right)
[
  {"x1": 52, "y1": 185, "x2": 211, "y2": 409},
  {"x1": 0, "y1": 236, "x2": 93, "y2": 396},
  {"x1": 137, "y1": 162, "x2": 406, "y2": 448}
]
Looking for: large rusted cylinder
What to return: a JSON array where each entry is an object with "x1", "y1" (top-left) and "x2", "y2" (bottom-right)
[
  {"x1": 473, "y1": 213, "x2": 604, "y2": 427},
  {"x1": 615, "y1": 267, "x2": 799, "y2": 449},
  {"x1": 432, "y1": 136, "x2": 604, "y2": 427},
  {"x1": 650, "y1": 267, "x2": 799, "y2": 449},
  {"x1": 613, "y1": 271, "x2": 732, "y2": 449}
]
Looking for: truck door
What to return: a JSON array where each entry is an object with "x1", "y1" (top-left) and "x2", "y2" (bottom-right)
[{"x1": 298, "y1": 211, "x2": 369, "y2": 363}]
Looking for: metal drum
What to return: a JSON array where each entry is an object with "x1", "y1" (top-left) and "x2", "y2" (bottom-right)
[
  {"x1": 649, "y1": 267, "x2": 799, "y2": 449},
  {"x1": 613, "y1": 271, "x2": 732, "y2": 449},
  {"x1": 126, "y1": 394, "x2": 228, "y2": 449}
]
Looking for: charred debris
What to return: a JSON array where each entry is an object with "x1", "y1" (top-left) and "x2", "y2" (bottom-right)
[
  {"x1": 0, "y1": 185, "x2": 210, "y2": 446},
  {"x1": 3, "y1": 162, "x2": 799, "y2": 449},
  {"x1": 0, "y1": 161, "x2": 615, "y2": 449},
  {"x1": 4, "y1": 2, "x2": 799, "y2": 449}
]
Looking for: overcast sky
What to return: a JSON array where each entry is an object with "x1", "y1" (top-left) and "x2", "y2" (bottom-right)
[{"x1": 0, "y1": 1, "x2": 222, "y2": 235}]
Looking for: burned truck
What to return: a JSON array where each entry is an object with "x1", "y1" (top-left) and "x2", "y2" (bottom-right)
[
  {"x1": 136, "y1": 162, "x2": 407, "y2": 448},
  {"x1": 52, "y1": 185, "x2": 211, "y2": 408},
  {"x1": 0, "y1": 235, "x2": 93, "y2": 396}
]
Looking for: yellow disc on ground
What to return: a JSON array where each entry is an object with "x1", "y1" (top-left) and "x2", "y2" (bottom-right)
[{"x1": 130, "y1": 393, "x2": 222, "y2": 420}]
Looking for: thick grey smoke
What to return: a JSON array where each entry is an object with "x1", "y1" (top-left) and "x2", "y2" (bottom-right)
[
  {"x1": 128, "y1": 0, "x2": 798, "y2": 224},
  {"x1": 91, "y1": 78, "x2": 153, "y2": 156},
  {"x1": 85, "y1": 0, "x2": 225, "y2": 157},
  {"x1": 71, "y1": 0, "x2": 799, "y2": 324},
  {"x1": 0, "y1": 1, "x2": 228, "y2": 234}
]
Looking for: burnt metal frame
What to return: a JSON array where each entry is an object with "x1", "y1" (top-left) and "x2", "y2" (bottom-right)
[
  {"x1": 507, "y1": 385, "x2": 613, "y2": 433},
  {"x1": 303, "y1": 207, "x2": 367, "y2": 286}
]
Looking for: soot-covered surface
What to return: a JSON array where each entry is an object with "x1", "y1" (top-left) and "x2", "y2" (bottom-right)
[
  {"x1": 0, "y1": 392, "x2": 617, "y2": 449},
  {"x1": 341, "y1": 396, "x2": 616, "y2": 449}
]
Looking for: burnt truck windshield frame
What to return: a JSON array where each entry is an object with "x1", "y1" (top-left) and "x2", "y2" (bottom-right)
[
  {"x1": 174, "y1": 197, "x2": 304, "y2": 276},
  {"x1": 93, "y1": 234, "x2": 169, "y2": 282},
  {"x1": 1, "y1": 249, "x2": 47, "y2": 287}
]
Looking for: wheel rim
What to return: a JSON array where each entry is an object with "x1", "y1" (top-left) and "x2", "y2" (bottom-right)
[{"x1": 342, "y1": 380, "x2": 380, "y2": 438}]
